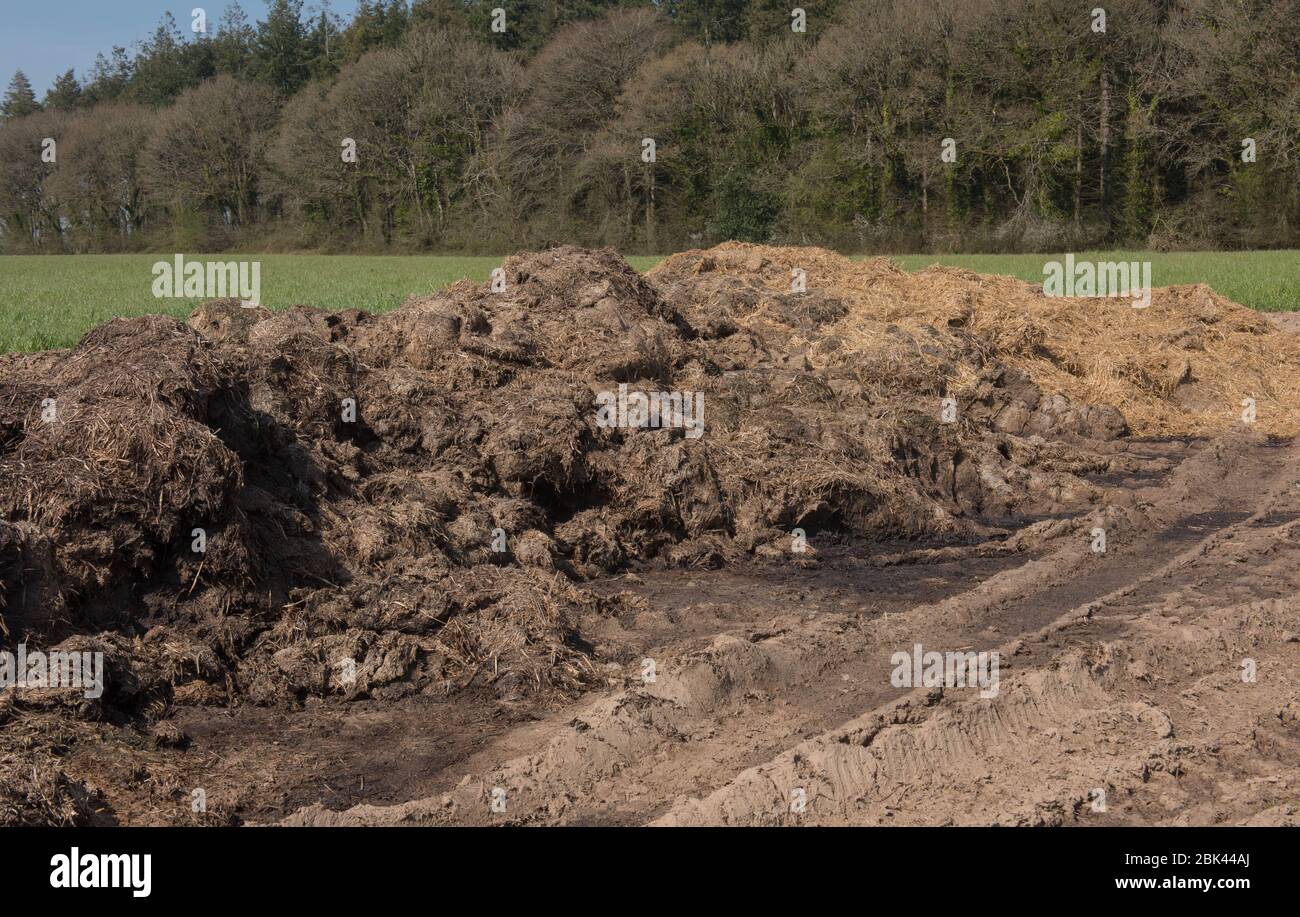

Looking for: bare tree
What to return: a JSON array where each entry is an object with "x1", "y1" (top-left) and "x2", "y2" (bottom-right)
[{"x1": 141, "y1": 75, "x2": 279, "y2": 232}]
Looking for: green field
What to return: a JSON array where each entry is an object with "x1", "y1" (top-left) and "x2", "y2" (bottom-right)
[{"x1": 2, "y1": 250, "x2": 1297, "y2": 353}]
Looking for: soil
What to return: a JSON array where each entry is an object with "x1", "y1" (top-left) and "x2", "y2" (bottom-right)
[{"x1": 1, "y1": 244, "x2": 1296, "y2": 827}]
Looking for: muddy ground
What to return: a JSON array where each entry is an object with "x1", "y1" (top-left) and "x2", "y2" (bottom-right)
[
  {"x1": 284, "y1": 432, "x2": 1300, "y2": 827},
  {"x1": 1, "y1": 245, "x2": 1296, "y2": 826}
]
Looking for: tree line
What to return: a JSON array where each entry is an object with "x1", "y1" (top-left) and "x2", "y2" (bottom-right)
[{"x1": 1, "y1": 0, "x2": 1296, "y2": 255}]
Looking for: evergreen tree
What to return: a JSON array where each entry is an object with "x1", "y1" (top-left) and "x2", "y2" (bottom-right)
[
  {"x1": 43, "y1": 69, "x2": 84, "y2": 110},
  {"x1": 214, "y1": 2, "x2": 257, "y2": 75},
  {"x1": 743, "y1": 0, "x2": 843, "y2": 42},
  {"x1": 253, "y1": 0, "x2": 310, "y2": 95},
  {"x1": 83, "y1": 47, "x2": 133, "y2": 104},
  {"x1": 304, "y1": 7, "x2": 345, "y2": 81},
  {"x1": 665, "y1": 0, "x2": 750, "y2": 45},
  {"x1": 342, "y1": 1, "x2": 387, "y2": 61},
  {"x1": 410, "y1": 0, "x2": 471, "y2": 31},
  {"x1": 130, "y1": 13, "x2": 193, "y2": 105},
  {"x1": 380, "y1": 0, "x2": 412, "y2": 45},
  {"x1": 470, "y1": 0, "x2": 625, "y2": 53},
  {"x1": 1, "y1": 70, "x2": 42, "y2": 120}
]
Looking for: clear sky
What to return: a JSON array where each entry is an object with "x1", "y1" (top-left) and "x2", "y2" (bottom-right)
[{"x1": 0, "y1": 0, "x2": 362, "y2": 98}]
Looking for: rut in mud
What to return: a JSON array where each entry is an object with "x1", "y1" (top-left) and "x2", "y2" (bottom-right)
[{"x1": 1, "y1": 244, "x2": 1297, "y2": 826}]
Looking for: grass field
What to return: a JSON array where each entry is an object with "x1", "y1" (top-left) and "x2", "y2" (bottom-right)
[{"x1": 1, "y1": 250, "x2": 1296, "y2": 353}]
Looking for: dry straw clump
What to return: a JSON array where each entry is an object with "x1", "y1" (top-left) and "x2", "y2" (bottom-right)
[{"x1": 652, "y1": 242, "x2": 1300, "y2": 437}]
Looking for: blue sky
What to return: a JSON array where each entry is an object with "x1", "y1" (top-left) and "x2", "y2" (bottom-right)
[{"x1": 0, "y1": 0, "x2": 362, "y2": 97}]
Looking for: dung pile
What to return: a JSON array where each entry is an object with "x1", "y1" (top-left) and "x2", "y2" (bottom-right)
[
  {"x1": 0, "y1": 245, "x2": 1119, "y2": 712},
  {"x1": 4, "y1": 243, "x2": 1291, "y2": 823}
]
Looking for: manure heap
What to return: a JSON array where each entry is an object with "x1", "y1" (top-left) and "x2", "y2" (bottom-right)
[{"x1": 2, "y1": 244, "x2": 1298, "y2": 826}]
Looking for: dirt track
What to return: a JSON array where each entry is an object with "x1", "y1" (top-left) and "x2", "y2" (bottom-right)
[{"x1": 2, "y1": 244, "x2": 1297, "y2": 826}]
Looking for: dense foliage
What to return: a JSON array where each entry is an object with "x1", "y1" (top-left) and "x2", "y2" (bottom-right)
[{"x1": 1, "y1": 0, "x2": 1296, "y2": 253}]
